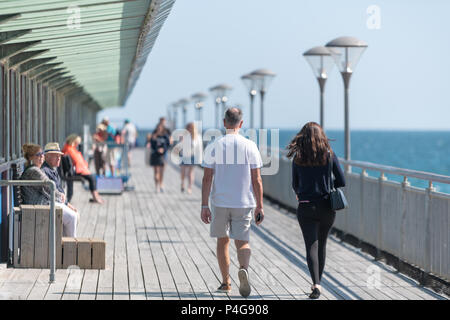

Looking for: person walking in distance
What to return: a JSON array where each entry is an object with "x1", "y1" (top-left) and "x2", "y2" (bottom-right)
[
  {"x1": 121, "y1": 119, "x2": 138, "y2": 167},
  {"x1": 286, "y1": 122, "x2": 346, "y2": 299},
  {"x1": 174, "y1": 122, "x2": 203, "y2": 194},
  {"x1": 201, "y1": 107, "x2": 264, "y2": 297},
  {"x1": 149, "y1": 123, "x2": 171, "y2": 192}
]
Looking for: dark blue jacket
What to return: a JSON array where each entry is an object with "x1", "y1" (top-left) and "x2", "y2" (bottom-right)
[
  {"x1": 292, "y1": 152, "x2": 346, "y2": 202},
  {"x1": 41, "y1": 161, "x2": 66, "y2": 203}
]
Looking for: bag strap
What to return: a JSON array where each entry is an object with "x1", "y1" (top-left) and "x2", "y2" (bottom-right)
[{"x1": 328, "y1": 150, "x2": 335, "y2": 192}]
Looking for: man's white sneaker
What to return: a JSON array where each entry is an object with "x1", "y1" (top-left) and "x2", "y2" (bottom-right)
[{"x1": 238, "y1": 268, "x2": 251, "y2": 298}]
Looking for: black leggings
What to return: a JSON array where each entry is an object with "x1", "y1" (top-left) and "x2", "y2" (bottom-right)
[
  {"x1": 66, "y1": 174, "x2": 97, "y2": 202},
  {"x1": 296, "y1": 199, "x2": 335, "y2": 285}
]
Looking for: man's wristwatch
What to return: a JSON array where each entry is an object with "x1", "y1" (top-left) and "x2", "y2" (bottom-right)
[{"x1": 201, "y1": 205, "x2": 209, "y2": 209}]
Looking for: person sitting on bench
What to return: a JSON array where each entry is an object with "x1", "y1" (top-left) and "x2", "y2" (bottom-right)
[
  {"x1": 62, "y1": 134, "x2": 104, "y2": 204},
  {"x1": 41, "y1": 141, "x2": 80, "y2": 213},
  {"x1": 20, "y1": 143, "x2": 79, "y2": 237}
]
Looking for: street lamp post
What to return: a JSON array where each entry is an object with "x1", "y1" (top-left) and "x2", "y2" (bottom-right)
[
  {"x1": 191, "y1": 92, "x2": 208, "y2": 127},
  {"x1": 250, "y1": 69, "x2": 276, "y2": 129},
  {"x1": 303, "y1": 46, "x2": 337, "y2": 129},
  {"x1": 209, "y1": 85, "x2": 221, "y2": 129},
  {"x1": 241, "y1": 73, "x2": 258, "y2": 128},
  {"x1": 171, "y1": 102, "x2": 179, "y2": 130},
  {"x1": 209, "y1": 84, "x2": 232, "y2": 129},
  {"x1": 178, "y1": 98, "x2": 190, "y2": 128},
  {"x1": 326, "y1": 36, "x2": 368, "y2": 172}
]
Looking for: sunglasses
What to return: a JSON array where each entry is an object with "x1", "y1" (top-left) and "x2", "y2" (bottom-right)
[{"x1": 35, "y1": 152, "x2": 45, "y2": 157}]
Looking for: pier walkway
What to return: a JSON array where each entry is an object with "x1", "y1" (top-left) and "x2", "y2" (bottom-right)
[{"x1": 0, "y1": 149, "x2": 447, "y2": 300}]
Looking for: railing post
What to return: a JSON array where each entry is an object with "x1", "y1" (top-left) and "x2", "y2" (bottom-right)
[
  {"x1": 48, "y1": 181, "x2": 56, "y2": 283},
  {"x1": 399, "y1": 176, "x2": 410, "y2": 272},
  {"x1": 376, "y1": 172, "x2": 387, "y2": 260},
  {"x1": 359, "y1": 169, "x2": 368, "y2": 246},
  {"x1": 423, "y1": 181, "x2": 435, "y2": 283},
  {"x1": 6, "y1": 171, "x2": 12, "y2": 265}
]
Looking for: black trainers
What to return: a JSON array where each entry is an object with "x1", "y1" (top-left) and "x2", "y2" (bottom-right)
[
  {"x1": 217, "y1": 283, "x2": 231, "y2": 293},
  {"x1": 309, "y1": 287, "x2": 321, "y2": 299},
  {"x1": 238, "y1": 268, "x2": 251, "y2": 298}
]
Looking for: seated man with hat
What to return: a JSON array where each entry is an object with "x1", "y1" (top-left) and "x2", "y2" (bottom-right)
[{"x1": 42, "y1": 142, "x2": 80, "y2": 237}]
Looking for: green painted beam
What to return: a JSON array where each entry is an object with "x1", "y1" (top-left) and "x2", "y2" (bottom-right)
[
  {"x1": 41, "y1": 71, "x2": 69, "y2": 84},
  {"x1": 19, "y1": 57, "x2": 57, "y2": 73},
  {"x1": 55, "y1": 81, "x2": 76, "y2": 91},
  {"x1": 0, "y1": 29, "x2": 31, "y2": 45},
  {"x1": 0, "y1": 14, "x2": 21, "y2": 25},
  {"x1": 0, "y1": 40, "x2": 41, "y2": 60},
  {"x1": 48, "y1": 76, "x2": 73, "y2": 87},
  {"x1": 36, "y1": 68, "x2": 65, "y2": 82},
  {"x1": 9, "y1": 49, "x2": 49, "y2": 68},
  {"x1": 28, "y1": 63, "x2": 63, "y2": 78}
]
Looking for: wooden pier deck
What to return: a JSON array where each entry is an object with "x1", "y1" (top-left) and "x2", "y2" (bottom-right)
[{"x1": 0, "y1": 149, "x2": 447, "y2": 300}]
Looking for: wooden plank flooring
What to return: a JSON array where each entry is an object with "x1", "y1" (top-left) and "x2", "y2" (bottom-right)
[{"x1": 0, "y1": 148, "x2": 447, "y2": 300}]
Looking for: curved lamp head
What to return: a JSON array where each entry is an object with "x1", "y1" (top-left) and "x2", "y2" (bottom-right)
[
  {"x1": 303, "y1": 46, "x2": 337, "y2": 79},
  {"x1": 209, "y1": 83, "x2": 232, "y2": 98},
  {"x1": 250, "y1": 68, "x2": 276, "y2": 92},
  {"x1": 241, "y1": 73, "x2": 257, "y2": 95},
  {"x1": 191, "y1": 92, "x2": 208, "y2": 109},
  {"x1": 325, "y1": 36, "x2": 368, "y2": 73},
  {"x1": 178, "y1": 98, "x2": 190, "y2": 111}
]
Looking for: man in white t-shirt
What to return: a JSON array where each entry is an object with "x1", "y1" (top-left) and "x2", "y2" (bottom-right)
[{"x1": 201, "y1": 107, "x2": 264, "y2": 298}]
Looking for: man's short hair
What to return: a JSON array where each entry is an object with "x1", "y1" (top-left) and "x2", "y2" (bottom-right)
[{"x1": 224, "y1": 107, "x2": 243, "y2": 127}]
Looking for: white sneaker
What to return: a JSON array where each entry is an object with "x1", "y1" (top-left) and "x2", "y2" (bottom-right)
[{"x1": 238, "y1": 268, "x2": 251, "y2": 298}]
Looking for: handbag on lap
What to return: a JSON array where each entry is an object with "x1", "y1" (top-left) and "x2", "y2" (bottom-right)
[{"x1": 328, "y1": 151, "x2": 348, "y2": 211}]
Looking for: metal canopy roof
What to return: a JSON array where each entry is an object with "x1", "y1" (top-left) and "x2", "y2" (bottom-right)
[{"x1": 0, "y1": 0, "x2": 175, "y2": 108}]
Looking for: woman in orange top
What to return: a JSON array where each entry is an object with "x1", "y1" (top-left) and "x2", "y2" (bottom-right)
[{"x1": 63, "y1": 134, "x2": 104, "y2": 204}]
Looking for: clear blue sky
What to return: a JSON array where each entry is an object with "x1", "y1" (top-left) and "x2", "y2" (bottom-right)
[{"x1": 99, "y1": 0, "x2": 450, "y2": 131}]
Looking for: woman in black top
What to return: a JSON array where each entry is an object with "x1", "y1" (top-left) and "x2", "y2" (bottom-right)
[
  {"x1": 287, "y1": 122, "x2": 345, "y2": 299},
  {"x1": 149, "y1": 123, "x2": 171, "y2": 192}
]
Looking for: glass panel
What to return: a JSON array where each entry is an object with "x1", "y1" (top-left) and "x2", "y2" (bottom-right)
[
  {"x1": 0, "y1": 64, "x2": 3, "y2": 163},
  {"x1": 42, "y1": 86, "x2": 47, "y2": 145},
  {"x1": 9, "y1": 70, "x2": 15, "y2": 159},
  {"x1": 254, "y1": 74, "x2": 275, "y2": 92},
  {"x1": 20, "y1": 76, "x2": 26, "y2": 147},
  {"x1": 14, "y1": 71, "x2": 20, "y2": 158},
  {"x1": 305, "y1": 55, "x2": 336, "y2": 79},
  {"x1": 241, "y1": 76, "x2": 255, "y2": 92},
  {"x1": 329, "y1": 46, "x2": 367, "y2": 73},
  {"x1": 37, "y1": 83, "x2": 42, "y2": 145}
]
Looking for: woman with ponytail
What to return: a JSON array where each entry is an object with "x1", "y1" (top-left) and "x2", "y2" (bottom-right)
[{"x1": 287, "y1": 122, "x2": 346, "y2": 299}]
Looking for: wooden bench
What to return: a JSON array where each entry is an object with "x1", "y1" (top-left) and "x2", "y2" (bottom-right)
[
  {"x1": 62, "y1": 237, "x2": 106, "y2": 269},
  {"x1": 12, "y1": 204, "x2": 105, "y2": 269}
]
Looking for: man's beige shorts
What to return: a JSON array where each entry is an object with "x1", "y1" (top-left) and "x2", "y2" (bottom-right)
[{"x1": 210, "y1": 206, "x2": 253, "y2": 241}]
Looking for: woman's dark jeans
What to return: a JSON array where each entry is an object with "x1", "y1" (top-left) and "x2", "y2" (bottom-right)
[
  {"x1": 66, "y1": 174, "x2": 97, "y2": 203},
  {"x1": 296, "y1": 199, "x2": 336, "y2": 285}
]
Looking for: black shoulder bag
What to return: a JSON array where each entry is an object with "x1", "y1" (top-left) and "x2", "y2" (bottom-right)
[{"x1": 328, "y1": 151, "x2": 348, "y2": 211}]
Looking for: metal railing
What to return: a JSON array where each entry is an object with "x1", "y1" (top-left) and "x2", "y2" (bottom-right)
[
  {"x1": 0, "y1": 180, "x2": 57, "y2": 283},
  {"x1": 339, "y1": 158, "x2": 450, "y2": 188}
]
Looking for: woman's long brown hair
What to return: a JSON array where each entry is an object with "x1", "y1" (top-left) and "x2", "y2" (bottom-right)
[{"x1": 286, "y1": 122, "x2": 332, "y2": 166}]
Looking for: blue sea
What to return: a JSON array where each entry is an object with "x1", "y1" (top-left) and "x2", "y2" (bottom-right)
[{"x1": 136, "y1": 129, "x2": 450, "y2": 193}]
